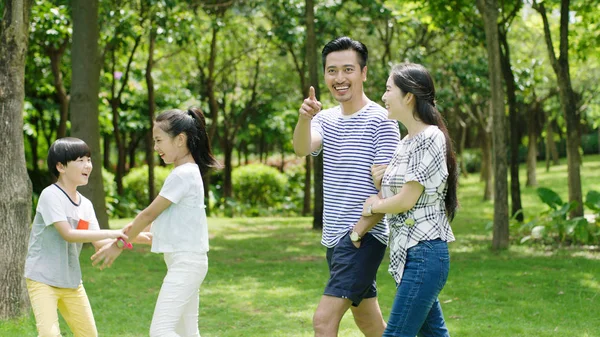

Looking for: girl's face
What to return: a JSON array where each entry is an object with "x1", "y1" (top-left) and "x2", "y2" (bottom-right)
[
  {"x1": 382, "y1": 75, "x2": 410, "y2": 122},
  {"x1": 153, "y1": 122, "x2": 185, "y2": 165}
]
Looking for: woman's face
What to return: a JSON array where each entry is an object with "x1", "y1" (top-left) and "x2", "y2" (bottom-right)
[{"x1": 382, "y1": 75, "x2": 408, "y2": 121}]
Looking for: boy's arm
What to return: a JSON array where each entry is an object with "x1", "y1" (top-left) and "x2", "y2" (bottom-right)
[{"x1": 54, "y1": 221, "x2": 126, "y2": 243}]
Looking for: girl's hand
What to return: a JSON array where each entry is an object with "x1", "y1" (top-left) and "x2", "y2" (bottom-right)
[
  {"x1": 91, "y1": 241, "x2": 123, "y2": 270},
  {"x1": 122, "y1": 222, "x2": 134, "y2": 234},
  {"x1": 371, "y1": 164, "x2": 387, "y2": 189},
  {"x1": 134, "y1": 232, "x2": 153, "y2": 245},
  {"x1": 362, "y1": 195, "x2": 381, "y2": 216}
]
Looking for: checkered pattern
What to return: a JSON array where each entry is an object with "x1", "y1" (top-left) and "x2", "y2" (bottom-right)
[{"x1": 381, "y1": 125, "x2": 455, "y2": 285}]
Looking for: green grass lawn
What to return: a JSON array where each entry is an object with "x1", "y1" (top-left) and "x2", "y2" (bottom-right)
[{"x1": 2, "y1": 156, "x2": 600, "y2": 336}]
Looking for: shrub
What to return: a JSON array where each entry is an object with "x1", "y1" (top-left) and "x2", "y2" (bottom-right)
[
  {"x1": 113, "y1": 165, "x2": 172, "y2": 218},
  {"x1": 461, "y1": 149, "x2": 482, "y2": 173},
  {"x1": 512, "y1": 187, "x2": 600, "y2": 246},
  {"x1": 581, "y1": 132, "x2": 599, "y2": 155},
  {"x1": 231, "y1": 164, "x2": 288, "y2": 217}
]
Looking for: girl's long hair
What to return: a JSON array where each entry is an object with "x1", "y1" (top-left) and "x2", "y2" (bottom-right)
[{"x1": 155, "y1": 107, "x2": 218, "y2": 176}]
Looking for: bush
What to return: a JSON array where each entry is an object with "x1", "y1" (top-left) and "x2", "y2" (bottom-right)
[
  {"x1": 511, "y1": 187, "x2": 600, "y2": 246},
  {"x1": 581, "y1": 132, "x2": 599, "y2": 155},
  {"x1": 111, "y1": 165, "x2": 172, "y2": 218},
  {"x1": 461, "y1": 149, "x2": 482, "y2": 173},
  {"x1": 230, "y1": 164, "x2": 288, "y2": 217}
]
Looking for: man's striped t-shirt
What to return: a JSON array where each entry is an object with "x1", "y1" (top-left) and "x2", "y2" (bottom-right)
[{"x1": 311, "y1": 101, "x2": 401, "y2": 248}]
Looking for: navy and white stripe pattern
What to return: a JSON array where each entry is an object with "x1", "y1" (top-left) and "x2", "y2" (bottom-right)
[
  {"x1": 312, "y1": 101, "x2": 400, "y2": 248},
  {"x1": 381, "y1": 125, "x2": 456, "y2": 285}
]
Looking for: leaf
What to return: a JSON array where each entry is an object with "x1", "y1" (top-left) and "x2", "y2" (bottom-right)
[
  {"x1": 585, "y1": 190, "x2": 600, "y2": 212},
  {"x1": 536, "y1": 187, "x2": 563, "y2": 209}
]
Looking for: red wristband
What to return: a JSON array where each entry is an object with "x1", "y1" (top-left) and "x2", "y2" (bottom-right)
[{"x1": 116, "y1": 238, "x2": 133, "y2": 250}]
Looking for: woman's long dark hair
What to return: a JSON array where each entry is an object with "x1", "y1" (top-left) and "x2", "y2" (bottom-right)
[
  {"x1": 391, "y1": 63, "x2": 459, "y2": 220},
  {"x1": 155, "y1": 107, "x2": 218, "y2": 176}
]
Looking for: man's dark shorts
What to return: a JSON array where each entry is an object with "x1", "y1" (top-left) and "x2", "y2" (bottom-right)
[{"x1": 324, "y1": 231, "x2": 387, "y2": 307}]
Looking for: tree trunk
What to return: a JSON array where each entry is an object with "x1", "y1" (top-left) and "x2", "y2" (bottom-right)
[
  {"x1": 70, "y1": 0, "x2": 109, "y2": 229},
  {"x1": 526, "y1": 129, "x2": 538, "y2": 187},
  {"x1": 526, "y1": 102, "x2": 541, "y2": 186},
  {"x1": 145, "y1": 26, "x2": 156, "y2": 201},
  {"x1": 0, "y1": 0, "x2": 34, "y2": 319},
  {"x1": 499, "y1": 26, "x2": 523, "y2": 221},
  {"x1": 306, "y1": 0, "x2": 323, "y2": 229},
  {"x1": 545, "y1": 119, "x2": 560, "y2": 171},
  {"x1": 223, "y1": 141, "x2": 233, "y2": 201},
  {"x1": 48, "y1": 42, "x2": 69, "y2": 139},
  {"x1": 458, "y1": 119, "x2": 468, "y2": 177},
  {"x1": 534, "y1": 0, "x2": 582, "y2": 217},
  {"x1": 103, "y1": 134, "x2": 111, "y2": 170},
  {"x1": 302, "y1": 156, "x2": 311, "y2": 216},
  {"x1": 478, "y1": 0, "x2": 509, "y2": 250},
  {"x1": 480, "y1": 127, "x2": 493, "y2": 201}
]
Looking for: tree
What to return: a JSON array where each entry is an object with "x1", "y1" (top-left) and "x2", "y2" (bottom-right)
[
  {"x1": 477, "y1": 0, "x2": 509, "y2": 250},
  {"x1": 532, "y1": 0, "x2": 583, "y2": 217},
  {"x1": 306, "y1": 0, "x2": 322, "y2": 229},
  {"x1": 70, "y1": 0, "x2": 109, "y2": 228},
  {"x1": 0, "y1": 0, "x2": 33, "y2": 319},
  {"x1": 497, "y1": 0, "x2": 523, "y2": 221}
]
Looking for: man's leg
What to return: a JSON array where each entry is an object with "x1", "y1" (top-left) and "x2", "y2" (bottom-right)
[
  {"x1": 313, "y1": 295, "x2": 352, "y2": 337},
  {"x1": 350, "y1": 297, "x2": 386, "y2": 337}
]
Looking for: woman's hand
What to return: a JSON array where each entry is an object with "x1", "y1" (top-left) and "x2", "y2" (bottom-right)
[
  {"x1": 362, "y1": 195, "x2": 382, "y2": 216},
  {"x1": 371, "y1": 164, "x2": 387, "y2": 190}
]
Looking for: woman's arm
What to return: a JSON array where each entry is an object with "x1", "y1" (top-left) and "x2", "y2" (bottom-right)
[{"x1": 364, "y1": 181, "x2": 424, "y2": 215}]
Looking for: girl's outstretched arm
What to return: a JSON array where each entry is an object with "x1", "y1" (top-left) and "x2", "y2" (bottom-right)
[{"x1": 124, "y1": 196, "x2": 172, "y2": 243}]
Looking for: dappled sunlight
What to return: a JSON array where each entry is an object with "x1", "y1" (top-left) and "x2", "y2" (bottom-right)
[{"x1": 579, "y1": 276, "x2": 600, "y2": 299}]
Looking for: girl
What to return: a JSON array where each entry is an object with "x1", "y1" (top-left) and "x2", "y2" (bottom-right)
[
  {"x1": 362, "y1": 63, "x2": 458, "y2": 337},
  {"x1": 24, "y1": 137, "x2": 128, "y2": 337},
  {"x1": 92, "y1": 107, "x2": 217, "y2": 337}
]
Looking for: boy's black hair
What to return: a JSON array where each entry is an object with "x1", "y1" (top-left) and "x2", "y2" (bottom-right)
[
  {"x1": 47, "y1": 137, "x2": 91, "y2": 178},
  {"x1": 321, "y1": 36, "x2": 369, "y2": 70}
]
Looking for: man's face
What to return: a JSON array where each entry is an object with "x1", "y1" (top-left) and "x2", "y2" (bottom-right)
[{"x1": 324, "y1": 49, "x2": 367, "y2": 104}]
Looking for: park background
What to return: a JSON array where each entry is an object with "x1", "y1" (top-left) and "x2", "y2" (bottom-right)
[{"x1": 1, "y1": 0, "x2": 599, "y2": 336}]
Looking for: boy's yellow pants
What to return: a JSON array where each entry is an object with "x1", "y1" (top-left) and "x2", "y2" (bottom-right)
[{"x1": 26, "y1": 279, "x2": 98, "y2": 337}]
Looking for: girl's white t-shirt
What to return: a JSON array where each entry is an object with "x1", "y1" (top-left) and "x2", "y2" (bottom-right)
[{"x1": 151, "y1": 162, "x2": 209, "y2": 253}]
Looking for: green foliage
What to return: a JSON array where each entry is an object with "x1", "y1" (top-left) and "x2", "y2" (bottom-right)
[
  {"x1": 461, "y1": 149, "x2": 482, "y2": 173},
  {"x1": 230, "y1": 164, "x2": 288, "y2": 217},
  {"x1": 513, "y1": 187, "x2": 600, "y2": 246},
  {"x1": 581, "y1": 132, "x2": 599, "y2": 155},
  {"x1": 109, "y1": 165, "x2": 172, "y2": 218}
]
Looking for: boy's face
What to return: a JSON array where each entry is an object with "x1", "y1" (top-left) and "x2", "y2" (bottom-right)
[
  {"x1": 57, "y1": 156, "x2": 92, "y2": 186},
  {"x1": 324, "y1": 49, "x2": 367, "y2": 104}
]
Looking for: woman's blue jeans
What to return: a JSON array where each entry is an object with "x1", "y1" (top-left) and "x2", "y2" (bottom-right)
[{"x1": 383, "y1": 239, "x2": 450, "y2": 337}]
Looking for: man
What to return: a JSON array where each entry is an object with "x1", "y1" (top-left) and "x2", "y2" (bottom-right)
[{"x1": 293, "y1": 36, "x2": 400, "y2": 337}]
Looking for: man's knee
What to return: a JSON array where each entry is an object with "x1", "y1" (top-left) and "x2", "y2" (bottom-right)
[{"x1": 313, "y1": 309, "x2": 331, "y2": 332}]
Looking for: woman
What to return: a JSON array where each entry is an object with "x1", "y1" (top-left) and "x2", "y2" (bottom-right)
[{"x1": 362, "y1": 63, "x2": 458, "y2": 337}]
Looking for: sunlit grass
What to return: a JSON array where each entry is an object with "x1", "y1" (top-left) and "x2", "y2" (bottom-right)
[{"x1": 1, "y1": 157, "x2": 599, "y2": 336}]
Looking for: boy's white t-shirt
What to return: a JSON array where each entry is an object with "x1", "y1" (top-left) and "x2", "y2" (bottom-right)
[
  {"x1": 151, "y1": 162, "x2": 209, "y2": 253},
  {"x1": 24, "y1": 184, "x2": 100, "y2": 289}
]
